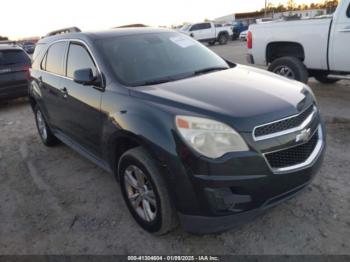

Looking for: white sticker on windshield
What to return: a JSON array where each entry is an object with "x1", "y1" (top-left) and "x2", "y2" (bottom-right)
[{"x1": 170, "y1": 36, "x2": 195, "y2": 48}]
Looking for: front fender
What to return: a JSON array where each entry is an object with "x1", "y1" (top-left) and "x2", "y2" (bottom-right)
[{"x1": 100, "y1": 90, "x2": 201, "y2": 214}]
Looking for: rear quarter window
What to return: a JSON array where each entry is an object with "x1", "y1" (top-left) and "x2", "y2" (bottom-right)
[
  {"x1": 0, "y1": 50, "x2": 30, "y2": 66},
  {"x1": 32, "y1": 43, "x2": 46, "y2": 70},
  {"x1": 347, "y1": 3, "x2": 350, "y2": 17},
  {"x1": 32, "y1": 43, "x2": 46, "y2": 61}
]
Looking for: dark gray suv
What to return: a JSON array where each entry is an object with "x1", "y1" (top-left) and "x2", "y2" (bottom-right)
[
  {"x1": 29, "y1": 28, "x2": 326, "y2": 234},
  {"x1": 0, "y1": 45, "x2": 31, "y2": 100}
]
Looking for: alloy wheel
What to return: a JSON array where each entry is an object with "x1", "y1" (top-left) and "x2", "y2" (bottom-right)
[
  {"x1": 273, "y1": 65, "x2": 295, "y2": 79},
  {"x1": 123, "y1": 165, "x2": 157, "y2": 222},
  {"x1": 36, "y1": 110, "x2": 48, "y2": 140}
]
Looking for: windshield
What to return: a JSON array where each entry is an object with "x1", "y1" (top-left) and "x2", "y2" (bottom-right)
[
  {"x1": 97, "y1": 32, "x2": 229, "y2": 86},
  {"x1": 180, "y1": 24, "x2": 191, "y2": 31}
]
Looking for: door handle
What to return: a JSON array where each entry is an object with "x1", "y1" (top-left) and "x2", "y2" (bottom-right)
[
  {"x1": 38, "y1": 76, "x2": 44, "y2": 88},
  {"x1": 60, "y1": 87, "x2": 68, "y2": 98}
]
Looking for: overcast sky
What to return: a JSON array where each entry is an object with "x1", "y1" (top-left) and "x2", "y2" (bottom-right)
[{"x1": 1, "y1": 0, "x2": 323, "y2": 39}]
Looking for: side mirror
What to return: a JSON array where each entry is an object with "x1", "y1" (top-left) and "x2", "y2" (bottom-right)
[{"x1": 73, "y1": 68, "x2": 99, "y2": 86}]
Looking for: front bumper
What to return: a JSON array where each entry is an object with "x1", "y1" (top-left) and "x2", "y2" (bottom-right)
[
  {"x1": 178, "y1": 181, "x2": 310, "y2": 234},
  {"x1": 178, "y1": 149, "x2": 324, "y2": 234},
  {"x1": 170, "y1": 121, "x2": 326, "y2": 234}
]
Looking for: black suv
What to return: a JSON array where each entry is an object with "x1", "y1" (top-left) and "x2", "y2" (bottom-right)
[
  {"x1": 0, "y1": 45, "x2": 31, "y2": 100},
  {"x1": 29, "y1": 28, "x2": 325, "y2": 234},
  {"x1": 21, "y1": 42, "x2": 36, "y2": 54}
]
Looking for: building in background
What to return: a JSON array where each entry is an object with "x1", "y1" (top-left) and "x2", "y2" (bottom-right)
[
  {"x1": 277, "y1": 9, "x2": 327, "y2": 19},
  {"x1": 214, "y1": 14, "x2": 236, "y2": 24},
  {"x1": 215, "y1": 8, "x2": 327, "y2": 27}
]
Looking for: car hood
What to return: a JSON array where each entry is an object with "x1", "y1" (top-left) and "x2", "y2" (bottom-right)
[{"x1": 131, "y1": 64, "x2": 314, "y2": 132}]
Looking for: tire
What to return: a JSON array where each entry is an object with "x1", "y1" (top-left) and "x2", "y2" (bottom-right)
[
  {"x1": 232, "y1": 34, "x2": 238, "y2": 41},
  {"x1": 218, "y1": 34, "x2": 229, "y2": 45},
  {"x1": 268, "y1": 56, "x2": 309, "y2": 84},
  {"x1": 314, "y1": 74, "x2": 339, "y2": 84},
  {"x1": 34, "y1": 105, "x2": 59, "y2": 147},
  {"x1": 118, "y1": 147, "x2": 178, "y2": 235}
]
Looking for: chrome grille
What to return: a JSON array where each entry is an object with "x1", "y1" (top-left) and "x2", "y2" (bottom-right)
[
  {"x1": 254, "y1": 106, "x2": 315, "y2": 140},
  {"x1": 265, "y1": 130, "x2": 319, "y2": 169}
]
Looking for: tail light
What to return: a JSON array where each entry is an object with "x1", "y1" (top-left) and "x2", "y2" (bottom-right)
[
  {"x1": 23, "y1": 65, "x2": 31, "y2": 81},
  {"x1": 247, "y1": 31, "x2": 252, "y2": 49}
]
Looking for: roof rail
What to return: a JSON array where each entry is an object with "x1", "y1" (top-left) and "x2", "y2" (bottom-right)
[
  {"x1": 45, "y1": 27, "x2": 81, "y2": 37},
  {"x1": 114, "y1": 24, "x2": 148, "y2": 28},
  {"x1": 0, "y1": 41, "x2": 17, "y2": 46}
]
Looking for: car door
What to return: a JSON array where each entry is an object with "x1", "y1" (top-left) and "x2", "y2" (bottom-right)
[
  {"x1": 189, "y1": 24, "x2": 201, "y2": 40},
  {"x1": 201, "y1": 23, "x2": 215, "y2": 40},
  {"x1": 329, "y1": 3, "x2": 350, "y2": 72},
  {"x1": 38, "y1": 41, "x2": 68, "y2": 129},
  {"x1": 189, "y1": 23, "x2": 209, "y2": 41},
  {"x1": 59, "y1": 41, "x2": 103, "y2": 156}
]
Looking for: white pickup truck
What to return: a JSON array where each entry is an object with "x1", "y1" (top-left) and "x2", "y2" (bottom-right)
[
  {"x1": 179, "y1": 22, "x2": 233, "y2": 45},
  {"x1": 247, "y1": 0, "x2": 350, "y2": 83}
]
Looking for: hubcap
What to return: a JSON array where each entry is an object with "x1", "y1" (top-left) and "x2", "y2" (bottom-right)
[
  {"x1": 36, "y1": 110, "x2": 48, "y2": 140},
  {"x1": 220, "y1": 36, "x2": 226, "y2": 43},
  {"x1": 273, "y1": 66, "x2": 295, "y2": 79},
  {"x1": 123, "y1": 165, "x2": 157, "y2": 222}
]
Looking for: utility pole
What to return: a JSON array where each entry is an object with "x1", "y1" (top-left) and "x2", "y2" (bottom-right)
[{"x1": 265, "y1": 0, "x2": 267, "y2": 17}]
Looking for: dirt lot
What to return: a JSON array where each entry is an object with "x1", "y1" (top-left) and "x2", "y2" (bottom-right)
[{"x1": 0, "y1": 41, "x2": 349, "y2": 255}]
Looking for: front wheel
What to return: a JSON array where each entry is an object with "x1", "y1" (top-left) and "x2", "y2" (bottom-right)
[
  {"x1": 268, "y1": 56, "x2": 309, "y2": 84},
  {"x1": 314, "y1": 74, "x2": 339, "y2": 84},
  {"x1": 118, "y1": 147, "x2": 178, "y2": 235}
]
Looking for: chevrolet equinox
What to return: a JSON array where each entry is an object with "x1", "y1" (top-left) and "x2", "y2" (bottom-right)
[{"x1": 29, "y1": 28, "x2": 326, "y2": 234}]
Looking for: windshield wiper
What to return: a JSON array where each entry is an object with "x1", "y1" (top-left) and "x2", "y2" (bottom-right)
[
  {"x1": 133, "y1": 72, "x2": 194, "y2": 86},
  {"x1": 193, "y1": 66, "x2": 228, "y2": 76},
  {"x1": 131, "y1": 67, "x2": 229, "y2": 87},
  {"x1": 137, "y1": 77, "x2": 176, "y2": 86}
]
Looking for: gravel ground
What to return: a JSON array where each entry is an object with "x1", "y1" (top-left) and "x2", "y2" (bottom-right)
[{"x1": 0, "y1": 41, "x2": 349, "y2": 255}]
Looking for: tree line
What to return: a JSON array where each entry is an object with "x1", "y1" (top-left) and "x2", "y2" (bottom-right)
[{"x1": 261, "y1": 0, "x2": 339, "y2": 13}]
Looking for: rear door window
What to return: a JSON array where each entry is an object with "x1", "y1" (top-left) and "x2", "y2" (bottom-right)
[
  {"x1": 45, "y1": 42, "x2": 66, "y2": 75},
  {"x1": 0, "y1": 50, "x2": 30, "y2": 66},
  {"x1": 66, "y1": 43, "x2": 96, "y2": 79}
]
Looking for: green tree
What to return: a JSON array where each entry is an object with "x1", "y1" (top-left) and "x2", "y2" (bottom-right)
[{"x1": 287, "y1": 0, "x2": 296, "y2": 10}]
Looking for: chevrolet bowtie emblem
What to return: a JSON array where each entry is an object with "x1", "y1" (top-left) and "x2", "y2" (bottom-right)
[{"x1": 295, "y1": 128, "x2": 311, "y2": 143}]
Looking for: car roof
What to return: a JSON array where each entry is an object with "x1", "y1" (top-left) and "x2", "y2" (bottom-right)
[
  {"x1": 0, "y1": 44, "x2": 23, "y2": 51},
  {"x1": 38, "y1": 27, "x2": 175, "y2": 45}
]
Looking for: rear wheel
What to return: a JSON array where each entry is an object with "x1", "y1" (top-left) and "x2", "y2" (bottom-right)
[
  {"x1": 314, "y1": 74, "x2": 339, "y2": 84},
  {"x1": 34, "y1": 105, "x2": 59, "y2": 146},
  {"x1": 268, "y1": 56, "x2": 309, "y2": 83},
  {"x1": 118, "y1": 147, "x2": 178, "y2": 235},
  {"x1": 218, "y1": 34, "x2": 229, "y2": 45}
]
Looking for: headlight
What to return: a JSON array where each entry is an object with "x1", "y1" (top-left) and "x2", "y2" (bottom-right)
[{"x1": 175, "y1": 116, "x2": 249, "y2": 159}]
